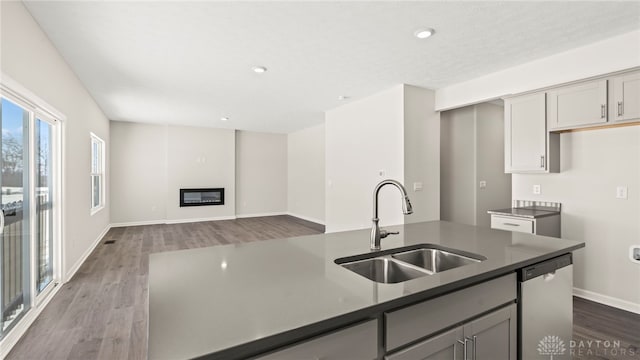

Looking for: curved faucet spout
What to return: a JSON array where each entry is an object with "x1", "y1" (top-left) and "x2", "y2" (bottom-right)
[{"x1": 371, "y1": 179, "x2": 413, "y2": 250}]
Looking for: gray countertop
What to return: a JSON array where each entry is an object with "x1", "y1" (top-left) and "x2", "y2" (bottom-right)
[
  {"x1": 148, "y1": 220, "x2": 584, "y2": 360},
  {"x1": 487, "y1": 207, "x2": 560, "y2": 219}
]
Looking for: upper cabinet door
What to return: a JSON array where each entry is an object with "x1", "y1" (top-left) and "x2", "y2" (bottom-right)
[
  {"x1": 505, "y1": 92, "x2": 548, "y2": 173},
  {"x1": 611, "y1": 71, "x2": 640, "y2": 122},
  {"x1": 547, "y1": 79, "x2": 608, "y2": 130}
]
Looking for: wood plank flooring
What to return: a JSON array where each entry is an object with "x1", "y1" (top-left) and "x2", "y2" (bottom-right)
[
  {"x1": 573, "y1": 296, "x2": 640, "y2": 360},
  {"x1": 6, "y1": 216, "x2": 639, "y2": 360}
]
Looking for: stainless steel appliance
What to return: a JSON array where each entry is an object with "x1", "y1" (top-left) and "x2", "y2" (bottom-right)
[{"x1": 519, "y1": 254, "x2": 573, "y2": 360}]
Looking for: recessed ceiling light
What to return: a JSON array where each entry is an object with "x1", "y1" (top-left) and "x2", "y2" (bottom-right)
[
  {"x1": 338, "y1": 95, "x2": 350, "y2": 100},
  {"x1": 252, "y1": 66, "x2": 267, "y2": 73},
  {"x1": 221, "y1": 117, "x2": 229, "y2": 121},
  {"x1": 414, "y1": 28, "x2": 435, "y2": 39}
]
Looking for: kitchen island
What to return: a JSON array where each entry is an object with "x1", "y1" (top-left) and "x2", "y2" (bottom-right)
[{"x1": 148, "y1": 220, "x2": 584, "y2": 360}]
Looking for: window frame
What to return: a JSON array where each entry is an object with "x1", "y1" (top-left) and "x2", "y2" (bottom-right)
[{"x1": 90, "y1": 132, "x2": 105, "y2": 215}]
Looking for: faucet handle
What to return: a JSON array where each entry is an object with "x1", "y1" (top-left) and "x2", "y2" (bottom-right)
[{"x1": 379, "y1": 230, "x2": 399, "y2": 239}]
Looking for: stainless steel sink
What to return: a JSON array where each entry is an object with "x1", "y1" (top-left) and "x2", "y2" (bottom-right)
[
  {"x1": 339, "y1": 257, "x2": 428, "y2": 284},
  {"x1": 335, "y1": 244, "x2": 486, "y2": 283},
  {"x1": 391, "y1": 248, "x2": 482, "y2": 274}
]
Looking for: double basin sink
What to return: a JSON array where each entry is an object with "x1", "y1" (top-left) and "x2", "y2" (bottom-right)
[{"x1": 335, "y1": 244, "x2": 486, "y2": 284}]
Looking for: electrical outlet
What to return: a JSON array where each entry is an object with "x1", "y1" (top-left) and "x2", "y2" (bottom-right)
[
  {"x1": 413, "y1": 182, "x2": 423, "y2": 191},
  {"x1": 616, "y1": 186, "x2": 628, "y2": 199},
  {"x1": 533, "y1": 184, "x2": 541, "y2": 195},
  {"x1": 479, "y1": 181, "x2": 487, "y2": 189}
]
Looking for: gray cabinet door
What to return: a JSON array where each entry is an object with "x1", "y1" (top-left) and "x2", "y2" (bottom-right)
[
  {"x1": 547, "y1": 79, "x2": 608, "y2": 130},
  {"x1": 504, "y1": 92, "x2": 549, "y2": 173},
  {"x1": 385, "y1": 327, "x2": 463, "y2": 360},
  {"x1": 611, "y1": 71, "x2": 640, "y2": 122},
  {"x1": 254, "y1": 319, "x2": 378, "y2": 360},
  {"x1": 463, "y1": 304, "x2": 517, "y2": 360}
]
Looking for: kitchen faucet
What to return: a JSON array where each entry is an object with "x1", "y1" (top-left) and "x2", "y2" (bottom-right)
[{"x1": 370, "y1": 179, "x2": 413, "y2": 250}]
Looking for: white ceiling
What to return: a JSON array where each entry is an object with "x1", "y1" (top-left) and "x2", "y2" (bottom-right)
[{"x1": 24, "y1": 1, "x2": 640, "y2": 133}]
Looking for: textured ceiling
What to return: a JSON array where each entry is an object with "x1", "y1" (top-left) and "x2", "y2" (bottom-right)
[{"x1": 23, "y1": 1, "x2": 640, "y2": 133}]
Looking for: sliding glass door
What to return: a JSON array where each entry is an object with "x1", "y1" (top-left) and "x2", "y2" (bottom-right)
[
  {"x1": 0, "y1": 96, "x2": 59, "y2": 339},
  {"x1": 35, "y1": 118, "x2": 54, "y2": 294},
  {"x1": 0, "y1": 98, "x2": 31, "y2": 336}
]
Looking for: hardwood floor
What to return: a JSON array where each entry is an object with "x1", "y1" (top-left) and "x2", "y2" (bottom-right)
[
  {"x1": 573, "y1": 297, "x2": 640, "y2": 360},
  {"x1": 6, "y1": 216, "x2": 639, "y2": 359}
]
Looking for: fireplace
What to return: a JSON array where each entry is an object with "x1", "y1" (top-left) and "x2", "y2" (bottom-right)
[{"x1": 179, "y1": 188, "x2": 225, "y2": 207}]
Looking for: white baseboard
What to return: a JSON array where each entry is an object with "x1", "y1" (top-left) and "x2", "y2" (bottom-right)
[
  {"x1": 573, "y1": 287, "x2": 640, "y2": 314},
  {"x1": 64, "y1": 224, "x2": 111, "y2": 282},
  {"x1": 110, "y1": 219, "x2": 167, "y2": 228},
  {"x1": 164, "y1": 215, "x2": 237, "y2": 224},
  {"x1": 0, "y1": 281, "x2": 63, "y2": 359},
  {"x1": 236, "y1": 212, "x2": 286, "y2": 219},
  {"x1": 286, "y1": 212, "x2": 325, "y2": 226}
]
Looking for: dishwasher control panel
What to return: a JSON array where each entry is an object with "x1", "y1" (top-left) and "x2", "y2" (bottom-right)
[{"x1": 520, "y1": 253, "x2": 572, "y2": 281}]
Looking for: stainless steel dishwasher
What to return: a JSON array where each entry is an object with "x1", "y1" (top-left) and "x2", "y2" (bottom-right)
[{"x1": 519, "y1": 254, "x2": 573, "y2": 360}]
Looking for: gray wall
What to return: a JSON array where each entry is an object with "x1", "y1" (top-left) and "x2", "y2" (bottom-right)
[
  {"x1": 513, "y1": 126, "x2": 640, "y2": 309},
  {"x1": 475, "y1": 103, "x2": 512, "y2": 227},
  {"x1": 440, "y1": 102, "x2": 511, "y2": 227}
]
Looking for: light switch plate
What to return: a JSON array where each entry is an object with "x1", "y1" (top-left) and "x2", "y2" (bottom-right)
[
  {"x1": 616, "y1": 186, "x2": 628, "y2": 199},
  {"x1": 479, "y1": 181, "x2": 487, "y2": 189},
  {"x1": 533, "y1": 185, "x2": 541, "y2": 195},
  {"x1": 413, "y1": 182, "x2": 423, "y2": 191}
]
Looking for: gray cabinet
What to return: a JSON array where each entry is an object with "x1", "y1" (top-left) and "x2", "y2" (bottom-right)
[
  {"x1": 385, "y1": 274, "x2": 516, "y2": 359},
  {"x1": 385, "y1": 327, "x2": 463, "y2": 360},
  {"x1": 610, "y1": 71, "x2": 640, "y2": 122},
  {"x1": 464, "y1": 304, "x2": 517, "y2": 360},
  {"x1": 490, "y1": 214, "x2": 560, "y2": 237},
  {"x1": 254, "y1": 319, "x2": 378, "y2": 360},
  {"x1": 385, "y1": 304, "x2": 517, "y2": 360},
  {"x1": 504, "y1": 92, "x2": 559, "y2": 173},
  {"x1": 547, "y1": 79, "x2": 608, "y2": 130}
]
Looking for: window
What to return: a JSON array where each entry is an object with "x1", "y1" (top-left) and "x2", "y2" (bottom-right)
[{"x1": 90, "y1": 133, "x2": 105, "y2": 214}]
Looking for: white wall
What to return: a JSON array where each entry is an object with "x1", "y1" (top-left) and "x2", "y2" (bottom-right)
[
  {"x1": 440, "y1": 103, "x2": 511, "y2": 227},
  {"x1": 1, "y1": 1, "x2": 110, "y2": 279},
  {"x1": 403, "y1": 85, "x2": 440, "y2": 223},
  {"x1": 512, "y1": 127, "x2": 640, "y2": 311},
  {"x1": 110, "y1": 122, "x2": 292, "y2": 224},
  {"x1": 165, "y1": 126, "x2": 236, "y2": 222},
  {"x1": 435, "y1": 30, "x2": 640, "y2": 110},
  {"x1": 326, "y1": 85, "x2": 405, "y2": 232},
  {"x1": 287, "y1": 124, "x2": 325, "y2": 224},
  {"x1": 110, "y1": 122, "x2": 166, "y2": 224},
  {"x1": 325, "y1": 84, "x2": 440, "y2": 233},
  {"x1": 236, "y1": 131, "x2": 287, "y2": 217}
]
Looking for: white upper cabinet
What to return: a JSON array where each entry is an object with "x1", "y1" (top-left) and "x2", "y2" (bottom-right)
[
  {"x1": 610, "y1": 71, "x2": 640, "y2": 122},
  {"x1": 547, "y1": 79, "x2": 608, "y2": 130},
  {"x1": 504, "y1": 92, "x2": 558, "y2": 173}
]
